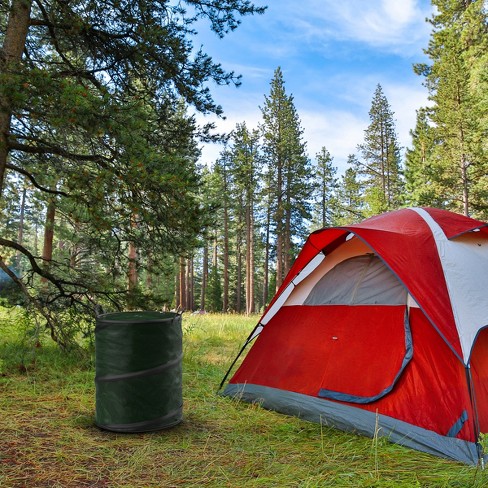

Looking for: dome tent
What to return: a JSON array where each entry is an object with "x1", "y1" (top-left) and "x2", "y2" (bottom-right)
[{"x1": 221, "y1": 207, "x2": 488, "y2": 465}]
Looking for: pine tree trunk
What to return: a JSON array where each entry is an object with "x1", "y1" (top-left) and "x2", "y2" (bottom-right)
[
  {"x1": 128, "y1": 213, "x2": 138, "y2": 293},
  {"x1": 146, "y1": 253, "x2": 153, "y2": 289},
  {"x1": 174, "y1": 263, "x2": 180, "y2": 310},
  {"x1": 41, "y1": 198, "x2": 56, "y2": 283},
  {"x1": 461, "y1": 152, "x2": 469, "y2": 216},
  {"x1": 179, "y1": 256, "x2": 186, "y2": 311},
  {"x1": 0, "y1": 0, "x2": 32, "y2": 195},
  {"x1": 284, "y1": 174, "x2": 292, "y2": 277},
  {"x1": 275, "y1": 156, "x2": 284, "y2": 291},
  {"x1": 381, "y1": 121, "x2": 387, "y2": 205},
  {"x1": 16, "y1": 186, "x2": 27, "y2": 268},
  {"x1": 245, "y1": 201, "x2": 255, "y2": 315},
  {"x1": 186, "y1": 256, "x2": 194, "y2": 311},
  {"x1": 250, "y1": 211, "x2": 255, "y2": 313},
  {"x1": 321, "y1": 180, "x2": 327, "y2": 228},
  {"x1": 200, "y1": 243, "x2": 208, "y2": 311},
  {"x1": 263, "y1": 204, "x2": 271, "y2": 307},
  {"x1": 34, "y1": 221, "x2": 39, "y2": 256},
  {"x1": 128, "y1": 241, "x2": 137, "y2": 292},
  {"x1": 212, "y1": 233, "x2": 220, "y2": 311},
  {"x1": 236, "y1": 236, "x2": 242, "y2": 312},
  {"x1": 223, "y1": 201, "x2": 229, "y2": 312}
]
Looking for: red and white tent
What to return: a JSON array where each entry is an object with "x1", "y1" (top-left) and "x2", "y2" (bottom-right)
[{"x1": 222, "y1": 207, "x2": 488, "y2": 465}]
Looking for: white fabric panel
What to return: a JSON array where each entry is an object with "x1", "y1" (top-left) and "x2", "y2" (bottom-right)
[
  {"x1": 292, "y1": 253, "x2": 325, "y2": 286},
  {"x1": 285, "y1": 237, "x2": 372, "y2": 305},
  {"x1": 413, "y1": 208, "x2": 488, "y2": 362},
  {"x1": 408, "y1": 293, "x2": 420, "y2": 309},
  {"x1": 260, "y1": 281, "x2": 295, "y2": 325},
  {"x1": 259, "y1": 254, "x2": 325, "y2": 326},
  {"x1": 249, "y1": 324, "x2": 263, "y2": 342}
]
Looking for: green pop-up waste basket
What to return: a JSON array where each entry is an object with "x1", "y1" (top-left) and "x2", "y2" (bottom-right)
[{"x1": 95, "y1": 311, "x2": 183, "y2": 432}]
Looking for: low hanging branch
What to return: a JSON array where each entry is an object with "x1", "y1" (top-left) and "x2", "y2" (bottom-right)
[
  {"x1": 8, "y1": 140, "x2": 114, "y2": 167},
  {"x1": 0, "y1": 255, "x2": 64, "y2": 345},
  {"x1": 0, "y1": 237, "x2": 123, "y2": 309},
  {"x1": 5, "y1": 164, "x2": 69, "y2": 197}
]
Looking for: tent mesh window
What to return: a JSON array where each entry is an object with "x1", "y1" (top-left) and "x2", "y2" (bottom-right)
[{"x1": 304, "y1": 254, "x2": 407, "y2": 305}]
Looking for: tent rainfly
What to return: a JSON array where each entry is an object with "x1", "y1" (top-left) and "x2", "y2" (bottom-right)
[{"x1": 221, "y1": 207, "x2": 488, "y2": 465}]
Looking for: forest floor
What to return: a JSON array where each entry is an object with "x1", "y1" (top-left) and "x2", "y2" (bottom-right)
[{"x1": 1, "y1": 307, "x2": 487, "y2": 487}]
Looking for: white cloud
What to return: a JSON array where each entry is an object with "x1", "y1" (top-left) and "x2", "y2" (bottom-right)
[
  {"x1": 195, "y1": 93, "x2": 264, "y2": 166},
  {"x1": 271, "y1": 0, "x2": 433, "y2": 56},
  {"x1": 193, "y1": 1, "x2": 433, "y2": 174},
  {"x1": 198, "y1": 106, "x2": 366, "y2": 173},
  {"x1": 294, "y1": 73, "x2": 429, "y2": 171},
  {"x1": 383, "y1": 0, "x2": 416, "y2": 24},
  {"x1": 385, "y1": 82, "x2": 430, "y2": 150},
  {"x1": 196, "y1": 77, "x2": 430, "y2": 174},
  {"x1": 300, "y1": 109, "x2": 366, "y2": 173}
]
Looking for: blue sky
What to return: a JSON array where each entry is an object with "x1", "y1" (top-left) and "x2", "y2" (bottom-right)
[{"x1": 195, "y1": 0, "x2": 435, "y2": 174}]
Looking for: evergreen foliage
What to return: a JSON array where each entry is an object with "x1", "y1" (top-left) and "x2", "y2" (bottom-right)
[
  {"x1": 311, "y1": 147, "x2": 339, "y2": 230},
  {"x1": 260, "y1": 67, "x2": 313, "y2": 289},
  {"x1": 0, "y1": 0, "x2": 266, "y2": 344},
  {"x1": 335, "y1": 156, "x2": 365, "y2": 225},
  {"x1": 411, "y1": 0, "x2": 488, "y2": 217},
  {"x1": 356, "y1": 84, "x2": 404, "y2": 216},
  {"x1": 2, "y1": 1, "x2": 488, "y2": 342}
]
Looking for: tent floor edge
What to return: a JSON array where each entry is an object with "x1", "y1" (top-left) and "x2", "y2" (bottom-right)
[{"x1": 222, "y1": 383, "x2": 482, "y2": 466}]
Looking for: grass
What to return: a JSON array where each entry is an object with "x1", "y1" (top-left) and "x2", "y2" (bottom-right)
[{"x1": 1, "y1": 307, "x2": 488, "y2": 487}]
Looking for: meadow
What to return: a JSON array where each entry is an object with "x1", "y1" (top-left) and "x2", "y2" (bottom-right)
[{"x1": 1, "y1": 306, "x2": 487, "y2": 487}]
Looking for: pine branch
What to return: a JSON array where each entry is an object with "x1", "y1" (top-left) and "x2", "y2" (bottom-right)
[
  {"x1": 8, "y1": 139, "x2": 113, "y2": 166},
  {"x1": 5, "y1": 164, "x2": 69, "y2": 196},
  {"x1": 0, "y1": 255, "x2": 64, "y2": 345}
]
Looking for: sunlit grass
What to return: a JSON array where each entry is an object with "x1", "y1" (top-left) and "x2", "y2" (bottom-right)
[{"x1": 1, "y1": 308, "x2": 487, "y2": 487}]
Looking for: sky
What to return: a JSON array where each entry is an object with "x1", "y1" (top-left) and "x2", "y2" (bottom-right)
[{"x1": 194, "y1": 0, "x2": 435, "y2": 174}]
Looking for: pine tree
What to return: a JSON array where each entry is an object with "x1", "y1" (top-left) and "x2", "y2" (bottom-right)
[
  {"x1": 260, "y1": 67, "x2": 312, "y2": 289},
  {"x1": 207, "y1": 232, "x2": 223, "y2": 312},
  {"x1": 414, "y1": 0, "x2": 488, "y2": 217},
  {"x1": 404, "y1": 108, "x2": 443, "y2": 207},
  {"x1": 0, "y1": 0, "x2": 266, "y2": 194},
  {"x1": 357, "y1": 84, "x2": 403, "y2": 216},
  {"x1": 335, "y1": 155, "x2": 365, "y2": 225},
  {"x1": 229, "y1": 122, "x2": 261, "y2": 314},
  {"x1": 311, "y1": 147, "x2": 338, "y2": 230},
  {"x1": 0, "y1": 0, "x2": 265, "y2": 337}
]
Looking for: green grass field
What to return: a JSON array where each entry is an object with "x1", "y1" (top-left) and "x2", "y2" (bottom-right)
[{"x1": 1, "y1": 307, "x2": 487, "y2": 487}]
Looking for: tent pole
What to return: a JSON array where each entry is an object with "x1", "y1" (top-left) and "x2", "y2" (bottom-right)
[{"x1": 217, "y1": 323, "x2": 262, "y2": 392}]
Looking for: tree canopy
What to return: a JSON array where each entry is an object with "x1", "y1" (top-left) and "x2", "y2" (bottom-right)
[
  {"x1": 2, "y1": 0, "x2": 488, "y2": 346},
  {"x1": 0, "y1": 0, "x2": 265, "y2": 344},
  {"x1": 409, "y1": 0, "x2": 488, "y2": 217}
]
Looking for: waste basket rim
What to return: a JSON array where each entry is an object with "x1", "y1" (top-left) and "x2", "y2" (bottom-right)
[{"x1": 96, "y1": 311, "x2": 179, "y2": 324}]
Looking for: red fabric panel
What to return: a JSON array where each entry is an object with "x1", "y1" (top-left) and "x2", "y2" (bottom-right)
[
  {"x1": 230, "y1": 305, "x2": 475, "y2": 440},
  {"x1": 470, "y1": 327, "x2": 488, "y2": 433},
  {"x1": 424, "y1": 207, "x2": 488, "y2": 239},
  {"x1": 349, "y1": 209, "x2": 461, "y2": 358},
  {"x1": 234, "y1": 305, "x2": 406, "y2": 398},
  {"x1": 317, "y1": 306, "x2": 407, "y2": 397},
  {"x1": 384, "y1": 308, "x2": 474, "y2": 441}
]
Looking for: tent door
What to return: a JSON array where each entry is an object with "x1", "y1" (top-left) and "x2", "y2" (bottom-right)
[{"x1": 317, "y1": 305, "x2": 412, "y2": 404}]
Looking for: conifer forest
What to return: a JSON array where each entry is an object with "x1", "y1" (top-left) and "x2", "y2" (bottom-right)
[{"x1": 0, "y1": 0, "x2": 487, "y2": 345}]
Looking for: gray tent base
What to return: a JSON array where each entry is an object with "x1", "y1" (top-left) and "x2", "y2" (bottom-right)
[{"x1": 222, "y1": 383, "x2": 485, "y2": 466}]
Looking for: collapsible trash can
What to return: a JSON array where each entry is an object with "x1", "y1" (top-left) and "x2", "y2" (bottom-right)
[{"x1": 95, "y1": 311, "x2": 183, "y2": 432}]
